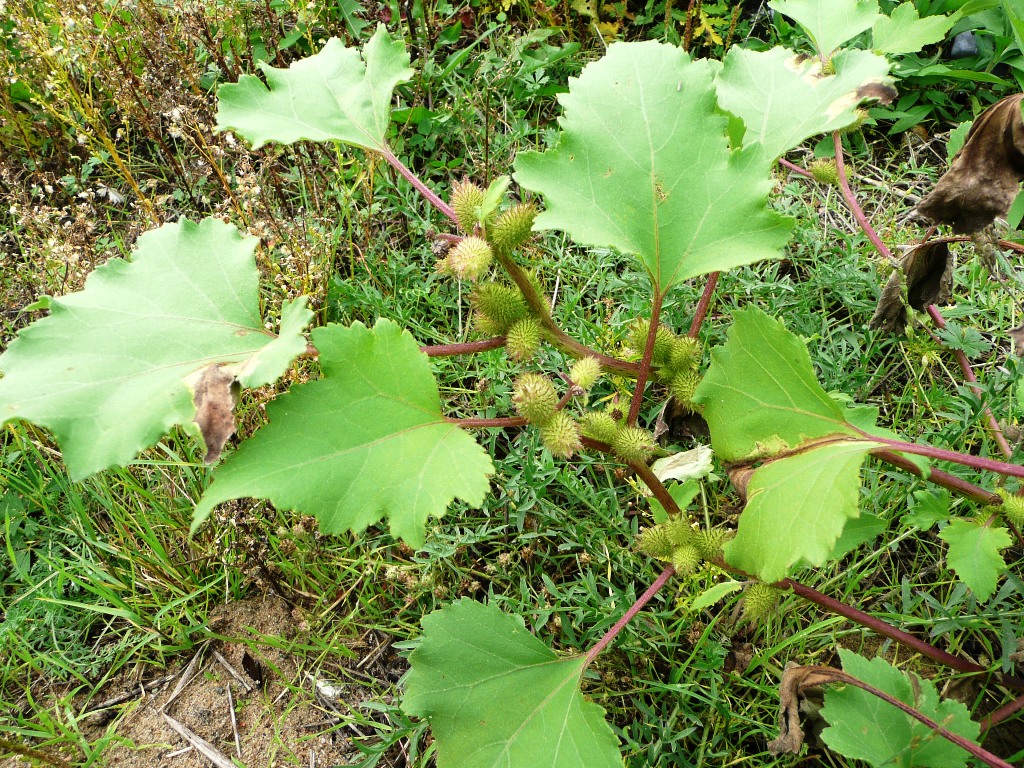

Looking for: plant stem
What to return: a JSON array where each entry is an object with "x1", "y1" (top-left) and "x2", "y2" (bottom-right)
[
  {"x1": 452, "y1": 416, "x2": 527, "y2": 428},
  {"x1": 925, "y1": 304, "x2": 1014, "y2": 460},
  {"x1": 0, "y1": 738, "x2": 73, "y2": 768},
  {"x1": 831, "y1": 131, "x2": 893, "y2": 260},
  {"x1": 875, "y1": 450, "x2": 1001, "y2": 505},
  {"x1": 421, "y1": 337, "x2": 506, "y2": 357},
  {"x1": 688, "y1": 272, "x2": 719, "y2": 338},
  {"x1": 377, "y1": 146, "x2": 459, "y2": 224},
  {"x1": 980, "y1": 692, "x2": 1024, "y2": 732},
  {"x1": 583, "y1": 565, "x2": 675, "y2": 667},
  {"x1": 869, "y1": 437, "x2": 1024, "y2": 479},
  {"x1": 629, "y1": 456, "x2": 681, "y2": 515},
  {"x1": 796, "y1": 667, "x2": 1017, "y2": 768},
  {"x1": 778, "y1": 157, "x2": 814, "y2": 179},
  {"x1": 628, "y1": 290, "x2": 664, "y2": 426}
]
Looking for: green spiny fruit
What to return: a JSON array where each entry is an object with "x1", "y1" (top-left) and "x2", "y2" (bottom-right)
[
  {"x1": 473, "y1": 310, "x2": 505, "y2": 337},
  {"x1": 665, "y1": 516, "x2": 697, "y2": 548},
  {"x1": 540, "y1": 411, "x2": 582, "y2": 458},
  {"x1": 471, "y1": 283, "x2": 529, "y2": 333},
  {"x1": 628, "y1": 318, "x2": 676, "y2": 364},
  {"x1": 512, "y1": 373, "x2": 558, "y2": 426},
  {"x1": 669, "y1": 370, "x2": 702, "y2": 404},
  {"x1": 995, "y1": 488, "x2": 1024, "y2": 528},
  {"x1": 741, "y1": 582, "x2": 781, "y2": 623},
  {"x1": 671, "y1": 544, "x2": 702, "y2": 576},
  {"x1": 490, "y1": 202, "x2": 537, "y2": 254},
  {"x1": 447, "y1": 236, "x2": 493, "y2": 282},
  {"x1": 506, "y1": 317, "x2": 542, "y2": 361},
  {"x1": 636, "y1": 525, "x2": 674, "y2": 559},
  {"x1": 579, "y1": 411, "x2": 619, "y2": 443},
  {"x1": 821, "y1": 56, "x2": 835, "y2": 76},
  {"x1": 611, "y1": 425, "x2": 656, "y2": 464},
  {"x1": 452, "y1": 178, "x2": 486, "y2": 233},
  {"x1": 668, "y1": 336, "x2": 700, "y2": 373},
  {"x1": 840, "y1": 108, "x2": 869, "y2": 134},
  {"x1": 694, "y1": 527, "x2": 731, "y2": 561},
  {"x1": 570, "y1": 356, "x2": 602, "y2": 390},
  {"x1": 808, "y1": 158, "x2": 840, "y2": 186}
]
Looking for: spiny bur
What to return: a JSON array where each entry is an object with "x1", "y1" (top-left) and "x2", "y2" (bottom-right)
[
  {"x1": 569, "y1": 356, "x2": 602, "y2": 391},
  {"x1": 490, "y1": 202, "x2": 537, "y2": 254},
  {"x1": 611, "y1": 425, "x2": 656, "y2": 464},
  {"x1": 669, "y1": 370, "x2": 702, "y2": 404},
  {"x1": 694, "y1": 527, "x2": 731, "y2": 561},
  {"x1": 636, "y1": 526, "x2": 674, "y2": 560},
  {"x1": 506, "y1": 317, "x2": 542, "y2": 361},
  {"x1": 671, "y1": 544, "x2": 702, "y2": 576},
  {"x1": 995, "y1": 488, "x2": 1024, "y2": 528},
  {"x1": 579, "y1": 411, "x2": 619, "y2": 443},
  {"x1": 668, "y1": 336, "x2": 700, "y2": 373},
  {"x1": 540, "y1": 411, "x2": 582, "y2": 458},
  {"x1": 452, "y1": 178, "x2": 486, "y2": 233},
  {"x1": 447, "y1": 236, "x2": 493, "y2": 282},
  {"x1": 741, "y1": 582, "x2": 781, "y2": 623},
  {"x1": 628, "y1": 318, "x2": 676, "y2": 365},
  {"x1": 808, "y1": 158, "x2": 840, "y2": 186},
  {"x1": 471, "y1": 283, "x2": 528, "y2": 334},
  {"x1": 665, "y1": 516, "x2": 696, "y2": 548},
  {"x1": 512, "y1": 373, "x2": 557, "y2": 426}
]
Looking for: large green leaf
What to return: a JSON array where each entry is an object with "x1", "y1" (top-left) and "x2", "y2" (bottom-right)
[
  {"x1": 193, "y1": 320, "x2": 494, "y2": 546},
  {"x1": 715, "y1": 47, "x2": 891, "y2": 163},
  {"x1": 724, "y1": 439, "x2": 883, "y2": 582},
  {"x1": 872, "y1": 3, "x2": 958, "y2": 55},
  {"x1": 770, "y1": 0, "x2": 882, "y2": 56},
  {"x1": 692, "y1": 308, "x2": 859, "y2": 462},
  {"x1": 938, "y1": 518, "x2": 1011, "y2": 601},
  {"x1": 216, "y1": 25, "x2": 412, "y2": 151},
  {"x1": 403, "y1": 600, "x2": 621, "y2": 768},
  {"x1": 821, "y1": 650, "x2": 980, "y2": 768},
  {"x1": 0, "y1": 218, "x2": 312, "y2": 480},
  {"x1": 513, "y1": 41, "x2": 792, "y2": 292}
]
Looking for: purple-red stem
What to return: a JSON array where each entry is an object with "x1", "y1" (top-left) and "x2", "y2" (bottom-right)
[
  {"x1": 925, "y1": 304, "x2": 1014, "y2": 461},
  {"x1": 688, "y1": 272, "x2": 719, "y2": 338},
  {"x1": 870, "y1": 435, "x2": 1022, "y2": 477},
  {"x1": 628, "y1": 290, "x2": 664, "y2": 426},
  {"x1": 583, "y1": 565, "x2": 675, "y2": 666},
  {"x1": 421, "y1": 336, "x2": 506, "y2": 357},
  {"x1": 452, "y1": 416, "x2": 527, "y2": 428},
  {"x1": 831, "y1": 131, "x2": 893, "y2": 260},
  {"x1": 378, "y1": 146, "x2": 458, "y2": 224},
  {"x1": 876, "y1": 450, "x2": 1001, "y2": 505},
  {"x1": 980, "y1": 692, "x2": 1024, "y2": 733},
  {"x1": 801, "y1": 667, "x2": 1018, "y2": 768},
  {"x1": 778, "y1": 157, "x2": 814, "y2": 179}
]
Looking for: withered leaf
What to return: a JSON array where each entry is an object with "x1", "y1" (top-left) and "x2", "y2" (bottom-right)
[
  {"x1": 915, "y1": 93, "x2": 1024, "y2": 233},
  {"x1": 191, "y1": 364, "x2": 240, "y2": 463},
  {"x1": 869, "y1": 241, "x2": 952, "y2": 333},
  {"x1": 768, "y1": 663, "x2": 842, "y2": 755},
  {"x1": 1010, "y1": 323, "x2": 1024, "y2": 356},
  {"x1": 241, "y1": 650, "x2": 265, "y2": 688}
]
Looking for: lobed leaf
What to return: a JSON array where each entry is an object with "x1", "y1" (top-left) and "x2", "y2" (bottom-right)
[
  {"x1": 0, "y1": 218, "x2": 312, "y2": 480},
  {"x1": 872, "y1": 3, "x2": 958, "y2": 56},
  {"x1": 938, "y1": 518, "x2": 1011, "y2": 601},
  {"x1": 513, "y1": 41, "x2": 792, "y2": 293},
  {"x1": 821, "y1": 649, "x2": 980, "y2": 768},
  {"x1": 193, "y1": 320, "x2": 494, "y2": 545},
  {"x1": 769, "y1": 0, "x2": 882, "y2": 56},
  {"x1": 216, "y1": 25, "x2": 413, "y2": 151},
  {"x1": 403, "y1": 600, "x2": 621, "y2": 768}
]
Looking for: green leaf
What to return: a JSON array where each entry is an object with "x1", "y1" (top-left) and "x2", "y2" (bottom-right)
[
  {"x1": 939, "y1": 518, "x2": 1011, "y2": 601},
  {"x1": 725, "y1": 439, "x2": 883, "y2": 582},
  {"x1": 403, "y1": 600, "x2": 621, "y2": 768},
  {"x1": 830, "y1": 512, "x2": 886, "y2": 559},
  {"x1": 715, "y1": 47, "x2": 891, "y2": 163},
  {"x1": 1007, "y1": 186, "x2": 1024, "y2": 229},
  {"x1": 513, "y1": 41, "x2": 793, "y2": 293},
  {"x1": 478, "y1": 175, "x2": 511, "y2": 225},
  {"x1": 650, "y1": 479, "x2": 701, "y2": 524},
  {"x1": 193, "y1": 320, "x2": 494, "y2": 545},
  {"x1": 821, "y1": 649, "x2": 980, "y2": 768},
  {"x1": 0, "y1": 218, "x2": 312, "y2": 480},
  {"x1": 872, "y1": 3, "x2": 958, "y2": 55},
  {"x1": 769, "y1": 0, "x2": 883, "y2": 56},
  {"x1": 902, "y1": 489, "x2": 951, "y2": 530},
  {"x1": 689, "y1": 580, "x2": 744, "y2": 613},
  {"x1": 693, "y1": 308, "x2": 859, "y2": 462},
  {"x1": 216, "y1": 25, "x2": 413, "y2": 151}
]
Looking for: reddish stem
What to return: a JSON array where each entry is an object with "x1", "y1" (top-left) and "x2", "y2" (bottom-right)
[
  {"x1": 980, "y1": 692, "x2": 1024, "y2": 733},
  {"x1": 875, "y1": 451, "x2": 1001, "y2": 505},
  {"x1": 832, "y1": 131, "x2": 893, "y2": 260},
  {"x1": 421, "y1": 337, "x2": 506, "y2": 357},
  {"x1": 868, "y1": 437, "x2": 1024, "y2": 479},
  {"x1": 452, "y1": 416, "x2": 527, "y2": 428},
  {"x1": 925, "y1": 305, "x2": 1014, "y2": 461},
  {"x1": 628, "y1": 290, "x2": 664, "y2": 426},
  {"x1": 583, "y1": 565, "x2": 675, "y2": 666},
  {"x1": 378, "y1": 146, "x2": 458, "y2": 224},
  {"x1": 778, "y1": 157, "x2": 814, "y2": 179},
  {"x1": 800, "y1": 667, "x2": 1017, "y2": 768},
  {"x1": 688, "y1": 272, "x2": 719, "y2": 338}
]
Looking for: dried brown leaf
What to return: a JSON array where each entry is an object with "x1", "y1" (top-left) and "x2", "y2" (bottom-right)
[
  {"x1": 1009, "y1": 323, "x2": 1024, "y2": 356},
  {"x1": 869, "y1": 241, "x2": 953, "y2": 333},
  {"x1": 767, "y1": 663, "x2": 841, "y2": 755},
  {"x1": 915, "y1": 93, "x2": 1024, "y2": 233},
  {"x1": 191, "y1": 364, "x2": 239, "y2": 463}
]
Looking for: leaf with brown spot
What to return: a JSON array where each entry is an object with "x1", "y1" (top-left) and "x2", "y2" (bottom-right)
[
  {"x1": 768, "y1": 663, "x2": 841, "y2": 755},
  {"x1": 869, "y1": 241, "x2": 953, "y2": 333},
  {"x1": 190, "y1": 364, "x2": 239, "y2": 463},
  {"x1": 915, "y1": 94, "x2": 1024, "y2": 233}
]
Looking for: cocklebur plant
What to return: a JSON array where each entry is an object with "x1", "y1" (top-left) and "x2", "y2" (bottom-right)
[{"x1": 1, "y1": 2, "x2": 1023, "y2": 765}]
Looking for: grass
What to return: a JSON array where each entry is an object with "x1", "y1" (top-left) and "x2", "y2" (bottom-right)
[{"x1": 2, "y1": 1, "x2": 1024, "y2": 766}]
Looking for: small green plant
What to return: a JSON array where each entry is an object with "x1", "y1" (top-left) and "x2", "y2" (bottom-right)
[{"x1": 1, "y1": 1, "x2": 1022, "y2": 766}]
